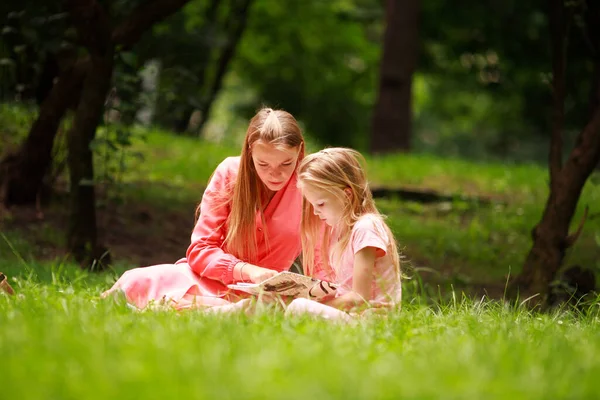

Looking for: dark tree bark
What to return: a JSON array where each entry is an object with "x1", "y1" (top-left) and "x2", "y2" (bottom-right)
[
  {"x1": 197, "y1": 0, "x2": 254, "y2": 135},
  {"x1": 370, "y1": 0, "x2": 420, "y2": 153},
  {"x1": 63, "y1": 0, "x2": 113, "y2": 266},
  {"x1": 512, "y1": 0, "x2": 600, "y2": 299},
  {"x1": 0, "y1": 59, "x2": 85, "y2": 206},
  {"x1": 66, "y1": 53, "x2": 114, "y2": 266},
  {"x1": 36, "y1": 53, "x2": 61, "y2": 106},
  {"x1": 174, "y1": 107, "x2": 196, "y2": 134}
]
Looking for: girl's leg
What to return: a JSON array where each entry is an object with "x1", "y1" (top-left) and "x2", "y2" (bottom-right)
[
  {"x1": 202, "y1": 298, "x2": 254, "y2": 314},
  {"x1": 174, "y1": 293, "x2": 233, "y2": 310},
  {"x1": 285, "y1": 298, "x2": 353, "y2": 322},
  {"x1": 101, "y1": 263, "x2": 234, "y2": 310}
]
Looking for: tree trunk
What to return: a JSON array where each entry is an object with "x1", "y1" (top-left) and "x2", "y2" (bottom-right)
[
  {"x1": 512, "y1": 0, "x2": 600, "y2": 298},
  {"x1": 0, "y1": 59, "x2": 85, "y2": 206},
  {"x1": 66, "y1": 52, "x2": 114, "y2": 267},
  {"x1": 197, "y1": 0, "x2": 254, "y2": 136},
  {"x1": 514, "y1": 108, "x2": 600, "y2": 297},
  {"x1": 173, "y1": 107, "x2": 195, "y2": 134},
  {"x1": 63, "y1": 0, "x2": 191, "y2": 266},
  {"x1": 370, "y1": 0, "x2": 420, "y2": 153},
  {"x1": 35, "y1": 53, "x2": 61, "y2": 106}
]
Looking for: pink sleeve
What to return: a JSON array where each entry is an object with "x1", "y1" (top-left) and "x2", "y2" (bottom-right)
[
  {"x1": 352, "y1": 216, "x2": 388, "y2": 258},
  {"x1": 186, "y1": 158, "x2": 241, "y2": 284}
]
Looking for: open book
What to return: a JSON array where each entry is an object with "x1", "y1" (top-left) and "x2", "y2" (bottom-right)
[{"x1": 227, "y1": 271, "x2": 338, "y2": 299}]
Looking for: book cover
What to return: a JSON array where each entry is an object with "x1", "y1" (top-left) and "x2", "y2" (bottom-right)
[
  {"x1": 0, "y1": 273, "x2": 14, "y2": 295},
  {"x1": 227, "y1": 271, "x2": 338, "y2": 299}
]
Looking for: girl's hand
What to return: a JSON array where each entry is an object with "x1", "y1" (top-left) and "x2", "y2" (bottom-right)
[
  {"x1": 235, "y1": 262, "x2": 278, "y2": 283},
  {"x1": 247, "y1": 266, "x2": 278, "y2": 283}
]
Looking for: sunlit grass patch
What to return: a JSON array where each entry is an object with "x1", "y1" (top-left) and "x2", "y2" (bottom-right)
[{"x1": 1, "y1": 271, "x2": 600, "y2": 400}]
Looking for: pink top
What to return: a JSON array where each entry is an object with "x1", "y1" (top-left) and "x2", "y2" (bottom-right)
[
  {"x1": 178, "y1": 156, "x2": 303, "y2": 289},
  {"x1": 329, "y1": 214, "x2": 401, "y2": 305}
]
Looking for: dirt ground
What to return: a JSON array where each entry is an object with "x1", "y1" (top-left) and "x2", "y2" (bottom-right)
[{"x1": 1, "y1": 189, "x2": 195, "y2": 268}]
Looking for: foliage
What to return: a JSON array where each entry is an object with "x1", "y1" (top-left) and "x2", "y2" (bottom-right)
[
  {"x1": 0, "y1": 102, "x2": 35, "y2": 152},
  {"x1": 233, "y1": 0, "x2": 383, "y2": 150},
  {"x1": 413, "y1": 0, "x2": 597, "y2": 161},
  {"x1": 1, "y1": 0, "x2": 597, "y2": 162},
  {"x1": 0, "y1": 1, "x2": 68, "y2": 102},
  {"x1": 135, "y1": 0, "x2": 253, "y2": 133}
]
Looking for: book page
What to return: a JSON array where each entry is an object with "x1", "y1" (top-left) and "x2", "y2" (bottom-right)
[{"x1": 227, "y1": 271, "x2": 337, "y2": 299}]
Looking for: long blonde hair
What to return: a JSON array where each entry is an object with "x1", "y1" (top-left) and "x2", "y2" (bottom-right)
[
  {"x1": 298, "y1": 148, "x2": 400, "y2": 279},
  {"x1": 209, "y1": 107, "x2": 304, "y2": 262}
]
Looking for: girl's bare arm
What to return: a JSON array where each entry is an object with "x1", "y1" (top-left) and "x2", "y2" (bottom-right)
[{"x1": 324, "y1": 246, "x2": 376, "y2": 311}]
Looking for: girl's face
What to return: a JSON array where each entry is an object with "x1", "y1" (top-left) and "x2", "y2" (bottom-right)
[
  {"x1": 252, "y1": 142, "x2": 301, "y2": 192},
  {"x1": 301, "y1": 184, "x2": 346, "y2": 227}
]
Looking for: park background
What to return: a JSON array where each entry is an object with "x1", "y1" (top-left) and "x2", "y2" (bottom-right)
[{"x1": 1, "y1": 0, "x2": 600, "y2": 398}]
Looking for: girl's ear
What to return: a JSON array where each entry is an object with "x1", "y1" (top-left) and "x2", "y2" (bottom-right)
[{"x1": 344, "y1": 187, "x2": 353, "y2": 200}]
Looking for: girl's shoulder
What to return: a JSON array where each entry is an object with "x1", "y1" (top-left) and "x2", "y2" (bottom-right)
[
  {"x1": 212, "y1": 156, "x2": 241, "y2": 181},
  {"x1": 349, "y1": 214, "x2": 391, "y2": 252},
  {"x1": 206, "y1": 156, "x2": 240, "y2": 192},
  {"x1": 216, "y1": 156, "x2": 241, "y2": 175},
  {"x1": 352, "y1": 213, "x2": 387, "y2": 235}
]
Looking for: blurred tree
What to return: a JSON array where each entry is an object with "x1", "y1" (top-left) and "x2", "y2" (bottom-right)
[
  {"x1": 512, "y1": 0, "x2": 600, "y2": 300},
  {"x1": 234, "y1": 0, "x2": 383, "y2": 149},
  {"x1": 144, "y1": 0, "x2": 254, "y2": 134},
  {"x1": 195, "y1": 0, "x2": 254, "y2": 135},
  {"x1": 371, "y1": 0, "x2": 420, "y2": 153},
  {"x1": 412, "y1": 0, "x2": 596, "y2": 161},
  {"x1": 0, "y1": 0, "x2": 191, "y2": 267}
]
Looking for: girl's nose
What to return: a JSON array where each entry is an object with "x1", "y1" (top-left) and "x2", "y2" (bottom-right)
[
  {"x1": 313, "y1": 207, "x2": 320, "y2": 216},
  {"x1": 271, "y1": 168, "x2": 283, "y2": 178}
]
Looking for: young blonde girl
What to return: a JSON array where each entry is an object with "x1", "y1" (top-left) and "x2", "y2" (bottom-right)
[
  {"x1": 286, "y1": 148, "x2": 401, "y2": 320},
  {"x1": 102, "y1": 107, "x2": 306, "y2": 310}
]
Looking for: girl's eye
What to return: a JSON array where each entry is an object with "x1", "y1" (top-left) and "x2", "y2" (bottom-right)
[
  {"x1": 258, "y1": 164, "x2": 268, "y2": 168},
  {"x1": 316, "y1": 203, "x2": 324, "y2": 207},
  {"x1": 282, "y1": 162, "x2": 293, "y2": 166}
]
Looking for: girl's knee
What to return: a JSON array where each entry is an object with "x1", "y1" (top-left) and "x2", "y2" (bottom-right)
[{"x1": 285, "y1": 298, "x2": 314, "y2": 316}]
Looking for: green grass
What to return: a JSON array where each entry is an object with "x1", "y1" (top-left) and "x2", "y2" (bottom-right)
[
  {"x1": 367, "y1": 152, "x2": 551, "y2": 199},
  {"x1": 3, "y1": 108, "x2": 600, "y2": 399},
  {"x1": 116, "y1": 126, "x2": 240, "y2": 185},
  {"x1": 1, "y1": 267, "x2": 600, "y2": 399}
]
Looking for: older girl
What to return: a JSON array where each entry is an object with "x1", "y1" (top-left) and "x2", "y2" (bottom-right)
[{"x1": 102, "y1": 108, "x2": 305, "y2": 310}]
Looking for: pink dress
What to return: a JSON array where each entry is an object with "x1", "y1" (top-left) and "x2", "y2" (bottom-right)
[
  {"x1": 286, "y1": 214, "x2": 401, "y2": 321},
  {"x1": 102, "y1": 157, "x2": 303, "y2": 309}
]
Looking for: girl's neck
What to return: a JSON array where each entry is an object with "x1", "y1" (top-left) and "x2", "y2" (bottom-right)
[
  {"x1": 331, "y1": 223, "x2": 349, "y2": 240},
  {"x1": 260, "y1": 188, "x2": 276, "y2": 210}
]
